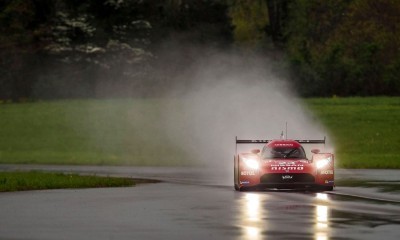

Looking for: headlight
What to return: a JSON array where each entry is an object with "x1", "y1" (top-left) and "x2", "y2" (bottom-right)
[
  {"x1": 316, "y1": 158, "x2": 330, "y2": 169},
  {"x1": 243, "y1": 158, "x2": 259, "y2": 170}
]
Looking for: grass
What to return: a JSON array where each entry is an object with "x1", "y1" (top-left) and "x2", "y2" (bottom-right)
[
  {"x1": 0, "y1": 171, "x2": 142, "y2": 192},
  {"x1": 0, "y1": 99, "x2": 190, "y2": 166},
  {"x1": 305, "y1": 97, "x2": 400, "y2": 168},
  {"x1": 0, "y1": 97, "x2": 399, "y2": 168},
  {"x1": 336, "y1": 179, "x2": 400, "y2": 192}
]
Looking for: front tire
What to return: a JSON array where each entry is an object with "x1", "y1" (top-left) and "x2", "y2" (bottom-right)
[{"x1": 322, "y1": 186, "x2": 334, "y2": 191}]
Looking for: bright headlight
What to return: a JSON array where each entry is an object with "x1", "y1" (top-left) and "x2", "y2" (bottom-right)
[
  {"x1": 244, "y1": 158, "x2": 259, "y2": 170},
  {"x1": 316, "y1": 158, "x2": 330, "y2": 169}
]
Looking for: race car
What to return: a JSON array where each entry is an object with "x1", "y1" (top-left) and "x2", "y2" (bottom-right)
[{"x1": 234, "y1": 137, "x2": 334, "y2": 191}]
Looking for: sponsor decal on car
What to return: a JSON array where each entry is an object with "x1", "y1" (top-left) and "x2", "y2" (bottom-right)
[
  {"x1": 271, "y1": 162, "x2": 297, "y2": 165},
  {"x1": 320, "y1": 170, "x2": 334, "y2": 175},
  {"x1": 271, "y1": 166, "x2": 304, "y2": 171},
  {"x1": 282, "y1": 175, "x2": 293, "y2": 180},
  {"x1": 241, "y1": 171, "x2": 256, "y2": 176},
  {"x1": 240, "y1": 181, "x2": 250, "y2": 184},
  {"x1": 274, "y1": 143, "x2": 294, "y2": 147}
]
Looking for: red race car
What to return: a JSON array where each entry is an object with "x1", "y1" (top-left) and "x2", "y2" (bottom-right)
[{"x1": 234, "y1": 137, "x2": 334, "y2": 191}]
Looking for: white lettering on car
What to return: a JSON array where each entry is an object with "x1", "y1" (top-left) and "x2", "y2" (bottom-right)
[
  {"x1": 241, "y1": 171, "x2": 256, "y2": 176},
  {"x1": 320, "y1": 170, "x2": 334, "y2": 175},
  {"x1": 274, "y1": 143, "x2": 294, "y2": 147},
  {"x1": 271, "y1": 166, "x2": 304, "y2": 171}
]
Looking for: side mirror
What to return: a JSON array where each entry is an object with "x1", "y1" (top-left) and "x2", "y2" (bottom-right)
[
  {"x1": 311, "y1": 149, "x2": 320, "y2": 154},
  {"x1": 251, "y1": 149, "x2": 260, "y2": 154}
]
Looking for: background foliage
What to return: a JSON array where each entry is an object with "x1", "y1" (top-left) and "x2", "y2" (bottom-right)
[
  {"x1": 0, "y1": 0, "x2": 399, "y2": 99},
  {"x1": 286, "y1": 0, "x2": 400, "y2": 96}
]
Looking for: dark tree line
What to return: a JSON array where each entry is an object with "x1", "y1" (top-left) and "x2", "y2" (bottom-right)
[
  {"x1": 283, "y1": 0, "x2": 400, "y2": 96},
  {"x1": 0, "y1": 0, "x2": 399, "y2": 100},
  {"x1": 0, "y1": 0, "x2": 232, "y2": 100}
]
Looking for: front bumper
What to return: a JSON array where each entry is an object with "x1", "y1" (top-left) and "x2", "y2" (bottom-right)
[{"x1": 238, "y1": 172, "x2": 334, "y2": 190}]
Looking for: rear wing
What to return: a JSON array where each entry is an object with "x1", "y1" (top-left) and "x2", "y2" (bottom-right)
[{"x1": 235, "y1": 136, "x2": 326, "y2": 155}]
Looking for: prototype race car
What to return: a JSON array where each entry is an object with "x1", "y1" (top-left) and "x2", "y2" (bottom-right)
[{"x1": 234, "y1": 137, "x2": 334, "y2": 191}]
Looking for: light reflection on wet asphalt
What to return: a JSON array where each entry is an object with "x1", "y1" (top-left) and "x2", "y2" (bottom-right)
[
  {"x1": 0, "y1": 165, "x2": 399, "y2": 240},
  {"x1": 236, "y1": 190, "x2": 400, "y2": 240},
  {"x1": 236, "y1": 191, "x2": 329, "y2": 240}
]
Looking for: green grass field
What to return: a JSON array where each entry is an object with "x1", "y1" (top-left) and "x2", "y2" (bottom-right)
[
  {"x1": 305, "y1": 97, "x2": 400, "y2": 168},
  {"x1": 0, "y1": 97, "x2": 399, "y2": 168},
  {"x1": 0, "y1": 171, "x2": 137, "y2": 192},
  {"x1": 0, "y1": 99, "x2": 190, "y2": 166}
]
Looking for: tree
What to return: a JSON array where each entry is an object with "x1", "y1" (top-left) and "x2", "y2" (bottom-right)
[
  {"x1": 329, "y1": 0, "x2": 400, "y2": 95},
  {"x1": 229, "y1": 0, "x2": 269, "y2": 50},
  {"x1": 0, "y1": 0, "x2": 53, "y2": 100},
  {"x1": 0, "y1": 0, "x2": 154, "y2": 99},
  {"x1": 264, "y1": 0, "x2": 291, "y2": 46},
  {"x1": 41, "y1": 0, "x2": 152, "y2": 98},
  {"x1": 285, "y1": 0, "x2": 400, "y2": 96}
]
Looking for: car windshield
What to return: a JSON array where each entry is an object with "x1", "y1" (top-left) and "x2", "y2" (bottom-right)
[{"x1": 261, "y1": 147, "x2": 306, "y2": 159}]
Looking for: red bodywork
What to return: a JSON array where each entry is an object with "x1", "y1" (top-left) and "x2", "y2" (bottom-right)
[{"x1": 234, "y1": 138, "x2": 334, "y2": 191}]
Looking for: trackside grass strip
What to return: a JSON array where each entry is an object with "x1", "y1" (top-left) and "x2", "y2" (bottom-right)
[
  {"x1": 0, "y1": 171, "x2": 138, "y2": 192},
  {"x1": 336, "y1": 179, "x2": 400, "y2": 192}
]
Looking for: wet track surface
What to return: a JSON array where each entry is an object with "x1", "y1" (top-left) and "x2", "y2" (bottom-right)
[{"x1": 0, "y1": 165, "x2": 400, "y2": 240}]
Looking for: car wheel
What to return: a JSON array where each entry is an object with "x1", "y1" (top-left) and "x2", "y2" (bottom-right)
[
  {"x1": 323, "y1": 186, "x2": 334, "y2": 191},
  {"x1": 239, "y1": 186, "x2": 252, "y2": 192}
]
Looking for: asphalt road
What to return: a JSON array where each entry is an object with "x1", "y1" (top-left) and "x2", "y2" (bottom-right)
[{"x1": 0, "y1": 165, "x2": 400, "y2": 240}]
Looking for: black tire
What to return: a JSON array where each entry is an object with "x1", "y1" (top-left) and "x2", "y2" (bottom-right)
[
  {"x1": 323, "y1": 186, "x2": 334, "y2": 191},
  {"x1": 239, "y1": 186, "x2": 254, "y2": 192}
]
